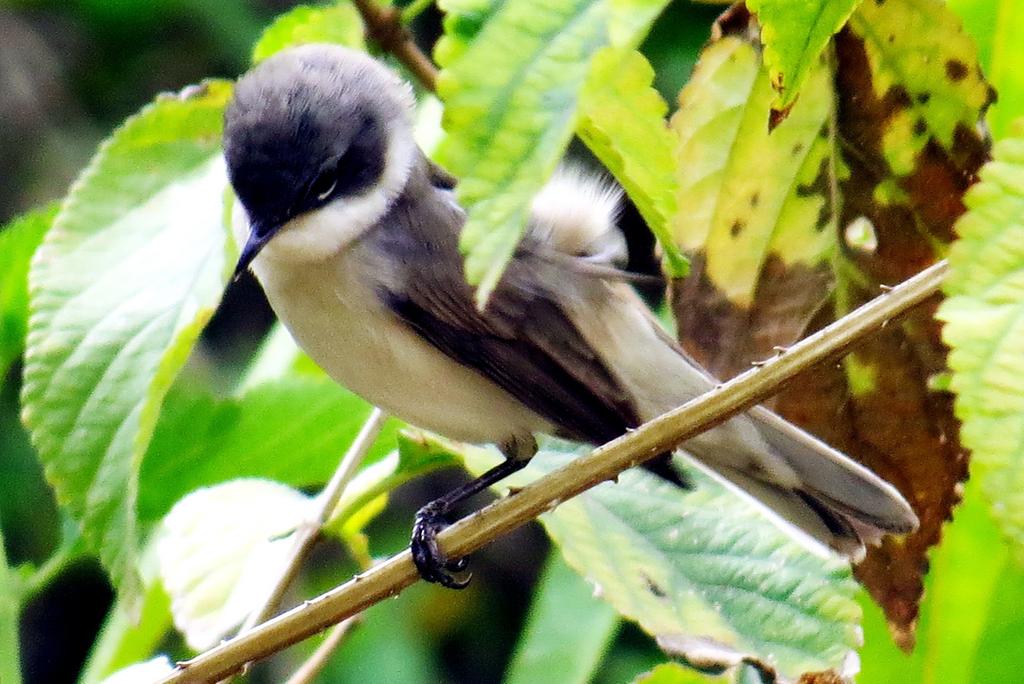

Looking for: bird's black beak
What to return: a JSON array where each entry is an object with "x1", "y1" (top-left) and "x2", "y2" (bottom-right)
[{"x1": 232, "y1": 219, "x2": 280, "y2": 282}]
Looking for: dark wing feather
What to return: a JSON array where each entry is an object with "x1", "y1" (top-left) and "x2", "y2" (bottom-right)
[{"x1": 377, "y1": 170, "x2": 639, "y2": 445}]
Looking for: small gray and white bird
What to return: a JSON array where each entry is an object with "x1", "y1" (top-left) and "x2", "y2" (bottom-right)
[{"x1": 223, "y1": 44, "x2": 917, "y2": 587}]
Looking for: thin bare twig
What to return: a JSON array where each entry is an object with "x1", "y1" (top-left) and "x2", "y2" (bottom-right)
[
  {"x1": 160, "y1": 260, "x2": 949, "y2": 683},
  {"x1": 352, "y1": 0, "x2": 439, "y2": 92},
  {"x1": 238, "y1": 408, "x2": 388, "y2": 634},
  {"x1": 282, "y1": 617, "x2": 361, "y2": 684}
]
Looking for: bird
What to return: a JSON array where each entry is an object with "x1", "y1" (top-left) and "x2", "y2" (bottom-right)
[{"x1": 221, "y1": 44, "x2": 918, "y2": 588}]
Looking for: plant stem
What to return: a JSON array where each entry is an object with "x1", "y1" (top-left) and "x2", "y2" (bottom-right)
[
  {"x1": 237, "y1": 408, "x2": 388, "y2": 635},
  {"x1": 160, "y1": 260, "x2": 949, "y2": 683},
  {"x1": 282, "y1": 617, "x2": 360, "y2": 684},
  {"x1": 352, "y1": 0, "x2": 439, "y2": 92}
]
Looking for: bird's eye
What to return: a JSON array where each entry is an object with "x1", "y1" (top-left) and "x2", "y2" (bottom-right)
[{"x1": 311, "y1": 173, "x2": 338, "y2": 202}]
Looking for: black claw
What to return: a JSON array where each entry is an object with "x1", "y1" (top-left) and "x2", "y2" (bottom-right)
[{"x1": 411, "y1": 504, "x2": 472, "y2": 589}]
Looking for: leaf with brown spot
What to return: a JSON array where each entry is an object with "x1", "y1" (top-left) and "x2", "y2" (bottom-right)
[
  {"x1": 670, "y1": 6, "x2": 839, "y2": 374},
  {"x1": 669, "y1": 0, "x2": 989, "y2": 649}
]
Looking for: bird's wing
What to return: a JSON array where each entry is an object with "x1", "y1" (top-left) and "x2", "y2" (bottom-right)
[{"x1": 376, "y1": 181, "x2": 641, "y2": 446}]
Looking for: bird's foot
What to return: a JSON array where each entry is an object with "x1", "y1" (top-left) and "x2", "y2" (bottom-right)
[{"x1": 411, "y1": 501, "x2": 472, "y2": 589}]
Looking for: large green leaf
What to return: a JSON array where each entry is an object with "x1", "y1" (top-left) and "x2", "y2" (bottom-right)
[
  {"x1": 577, "y1": 48, "x2": 687, "y2": 277},
  {"x1": 436, "y1": 0, "x2": 670, "y2": 304},
  {"x1": 251, "y1": 1, "x2": 365, "y2": 64},
  {"x1": 0, "y1": 205, "x2": 56, "y2": 379},
  {"x1": 20, "y1": 80, "x2": 233, "y2": 609},
  {"x1": 413, "y1": 434, "x2": 861, "y2": 679},
  {"x1": 746, "y1": 0, "x2": 862, "y2": 113},
  {"x1": 137, "y1": 375, "x2": 400, "y2": 525},
  {"x1": 0, "y1": 527, "x2": 23, "y2": 684},
  {"x1": 940, "y1": 131, "x2": 1024, "y2": 557},
  {"x1": 504, "y1": 552, "x2": 619, "y2": 684}
]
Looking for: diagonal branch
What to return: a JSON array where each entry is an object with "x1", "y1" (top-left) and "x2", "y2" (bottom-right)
[
  {"x1": 352, "y1": 0, "x2": 439, "y2": 92},
  {"x1": 160, "y1": 260, "x2": 949, "y2": 683}
]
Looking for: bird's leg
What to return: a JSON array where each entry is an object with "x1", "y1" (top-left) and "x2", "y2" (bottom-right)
[{"x1": 411, "y1": 436, "x2": 535, "y2": 589}]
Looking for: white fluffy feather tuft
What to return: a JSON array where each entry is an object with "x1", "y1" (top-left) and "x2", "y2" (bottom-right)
[{"x1": 529, "y1": 165, "x2": 627, "y2": 266}]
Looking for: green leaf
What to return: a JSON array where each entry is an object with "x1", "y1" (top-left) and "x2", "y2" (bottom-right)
[
  {"x1": 138, "y1": 374, "x2": 401, "y2": 525},
  {"x1": 746, "y1": 0, "x2": 861, "y2": 112},
  {"x1": 948, "y1": 0, "x2": 1024, "y2": 141},
  {"x1": 156, "y1": 436, "x2": 460, "y2": 651},
  {"x1": 436, "y1": 0, "x2": 670, "y2": 304},
  {"x1": 577, "y1": 48, "x2": 687, "y2": 277},
  {"x1": 631, "y1": 662, "x2": 723, "y2": 684},
  {"x1": 916, "y1": 479, "x2": 1011, "y2": 683},
  {"x1": 856, "y1": 479, "x2": 1013, "y2": 684},
  {"x1": 80, "y1": 568, "x2": 172, "y2": 683},
  {"x1": 157, "y1": 479, "x2": 310, "y2": 650},
  {"x1": 251, "y1": 2, "x2": 366, "y2": 64},
  {"x1": 0, "y1": 527, "x2": 23, "y2": 684},
  {"x1": 504, "y1": 552, "x2": 619, "y2": 684},
  {"x1": 20, "y1": 80, "x2": 233, "y2": 609},
  {"x1": 939, "y1": 130, "x2": 1024, "y2": 558},
  {"x1": 434, "y1": 0, "x2": 503, "y2": 68},
  {"x1": 98, "y1": 657, "x2": 174, "y2": 684},
  {"x1": 0, "y1": 205, "x2": 56, "y2": 379},
  {"x1": 428, "y1": 434, "x2": 861, "y2": 679},
  {"x1": 671, "y1": 35, "x2": 837, "y2": 308}
]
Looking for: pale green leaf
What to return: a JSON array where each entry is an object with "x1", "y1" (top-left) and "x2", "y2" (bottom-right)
[
  {"x1": 0, "y1": 527, "x2": 23, "y2": 684},
  {"x1": 251, "y1": 2, "x2": 365, "y2": 63},
  {"x1": 436, "y1": 0, "x2": 670, "y2": 304},
  {"x1": 746, "y1": 0, "x2": 861, "y2": 111},
  {"x1": 939, "y1": 130, "x2": 1024, "y2": 558},
  {"x1": 577, "y1": 48, "x2": 687, "y2": 276},
  {"x1": 671, "y1": 36, "x2": 838, "y2": 308},
  {"x1": 156, "y1": 436, "x2": 460, "y2": 652},
  {"x1": 949, "y1": 0, "x2": 1024, "y2": 141},
  {"x1": 631, "y1": 662, "x2": 723, "y2": 684},
  {"x1": 504, "y1": 552, "x2": 619, "y2": 684},
  {"x1": 848, "y1": 0, "x2": 993, "y2": 175},
  {"x1": 20, "y1": 80, "x2": 233, "y2": 609},
  {"x1": 98, "y1": 656, "x2": 174, "y2": 684},
  {"x1": 423, "y1": 434, "x2": 861, "y2": 679},
  {"x1": 607, "y1": 0, "x2": 672, "y2": 48},
  {"x1": 157, "y1": 479, "x2": 310, "y2": 650},
  {"x1": 138, "y1": 374, "x2": 401, "y2": 525},
  {"x1": 0, "y1": 204, "x2": 56, "y2": 379}
]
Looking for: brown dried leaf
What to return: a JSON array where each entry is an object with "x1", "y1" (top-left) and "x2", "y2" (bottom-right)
[{"x1": 670, "y1": 0, "x2": 989, "y2": 648}]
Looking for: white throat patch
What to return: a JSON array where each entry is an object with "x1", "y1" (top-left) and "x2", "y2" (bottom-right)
[{"x1": 231, "y1": 122, "x2": 416, "y2": 269}]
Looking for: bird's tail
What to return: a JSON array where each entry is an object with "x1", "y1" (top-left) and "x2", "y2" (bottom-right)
[{"x1": 680, "y1": 404, "x2": 918, "y2": 561}]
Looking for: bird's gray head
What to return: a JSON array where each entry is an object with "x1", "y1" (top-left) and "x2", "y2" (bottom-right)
[{"x1": 224, "y1": 44, "x2": 417, "y2": 276}]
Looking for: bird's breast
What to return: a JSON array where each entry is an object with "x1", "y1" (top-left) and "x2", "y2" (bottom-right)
[{"x1": 251, "y1": 243, "x2": 550, "y2": 445}]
